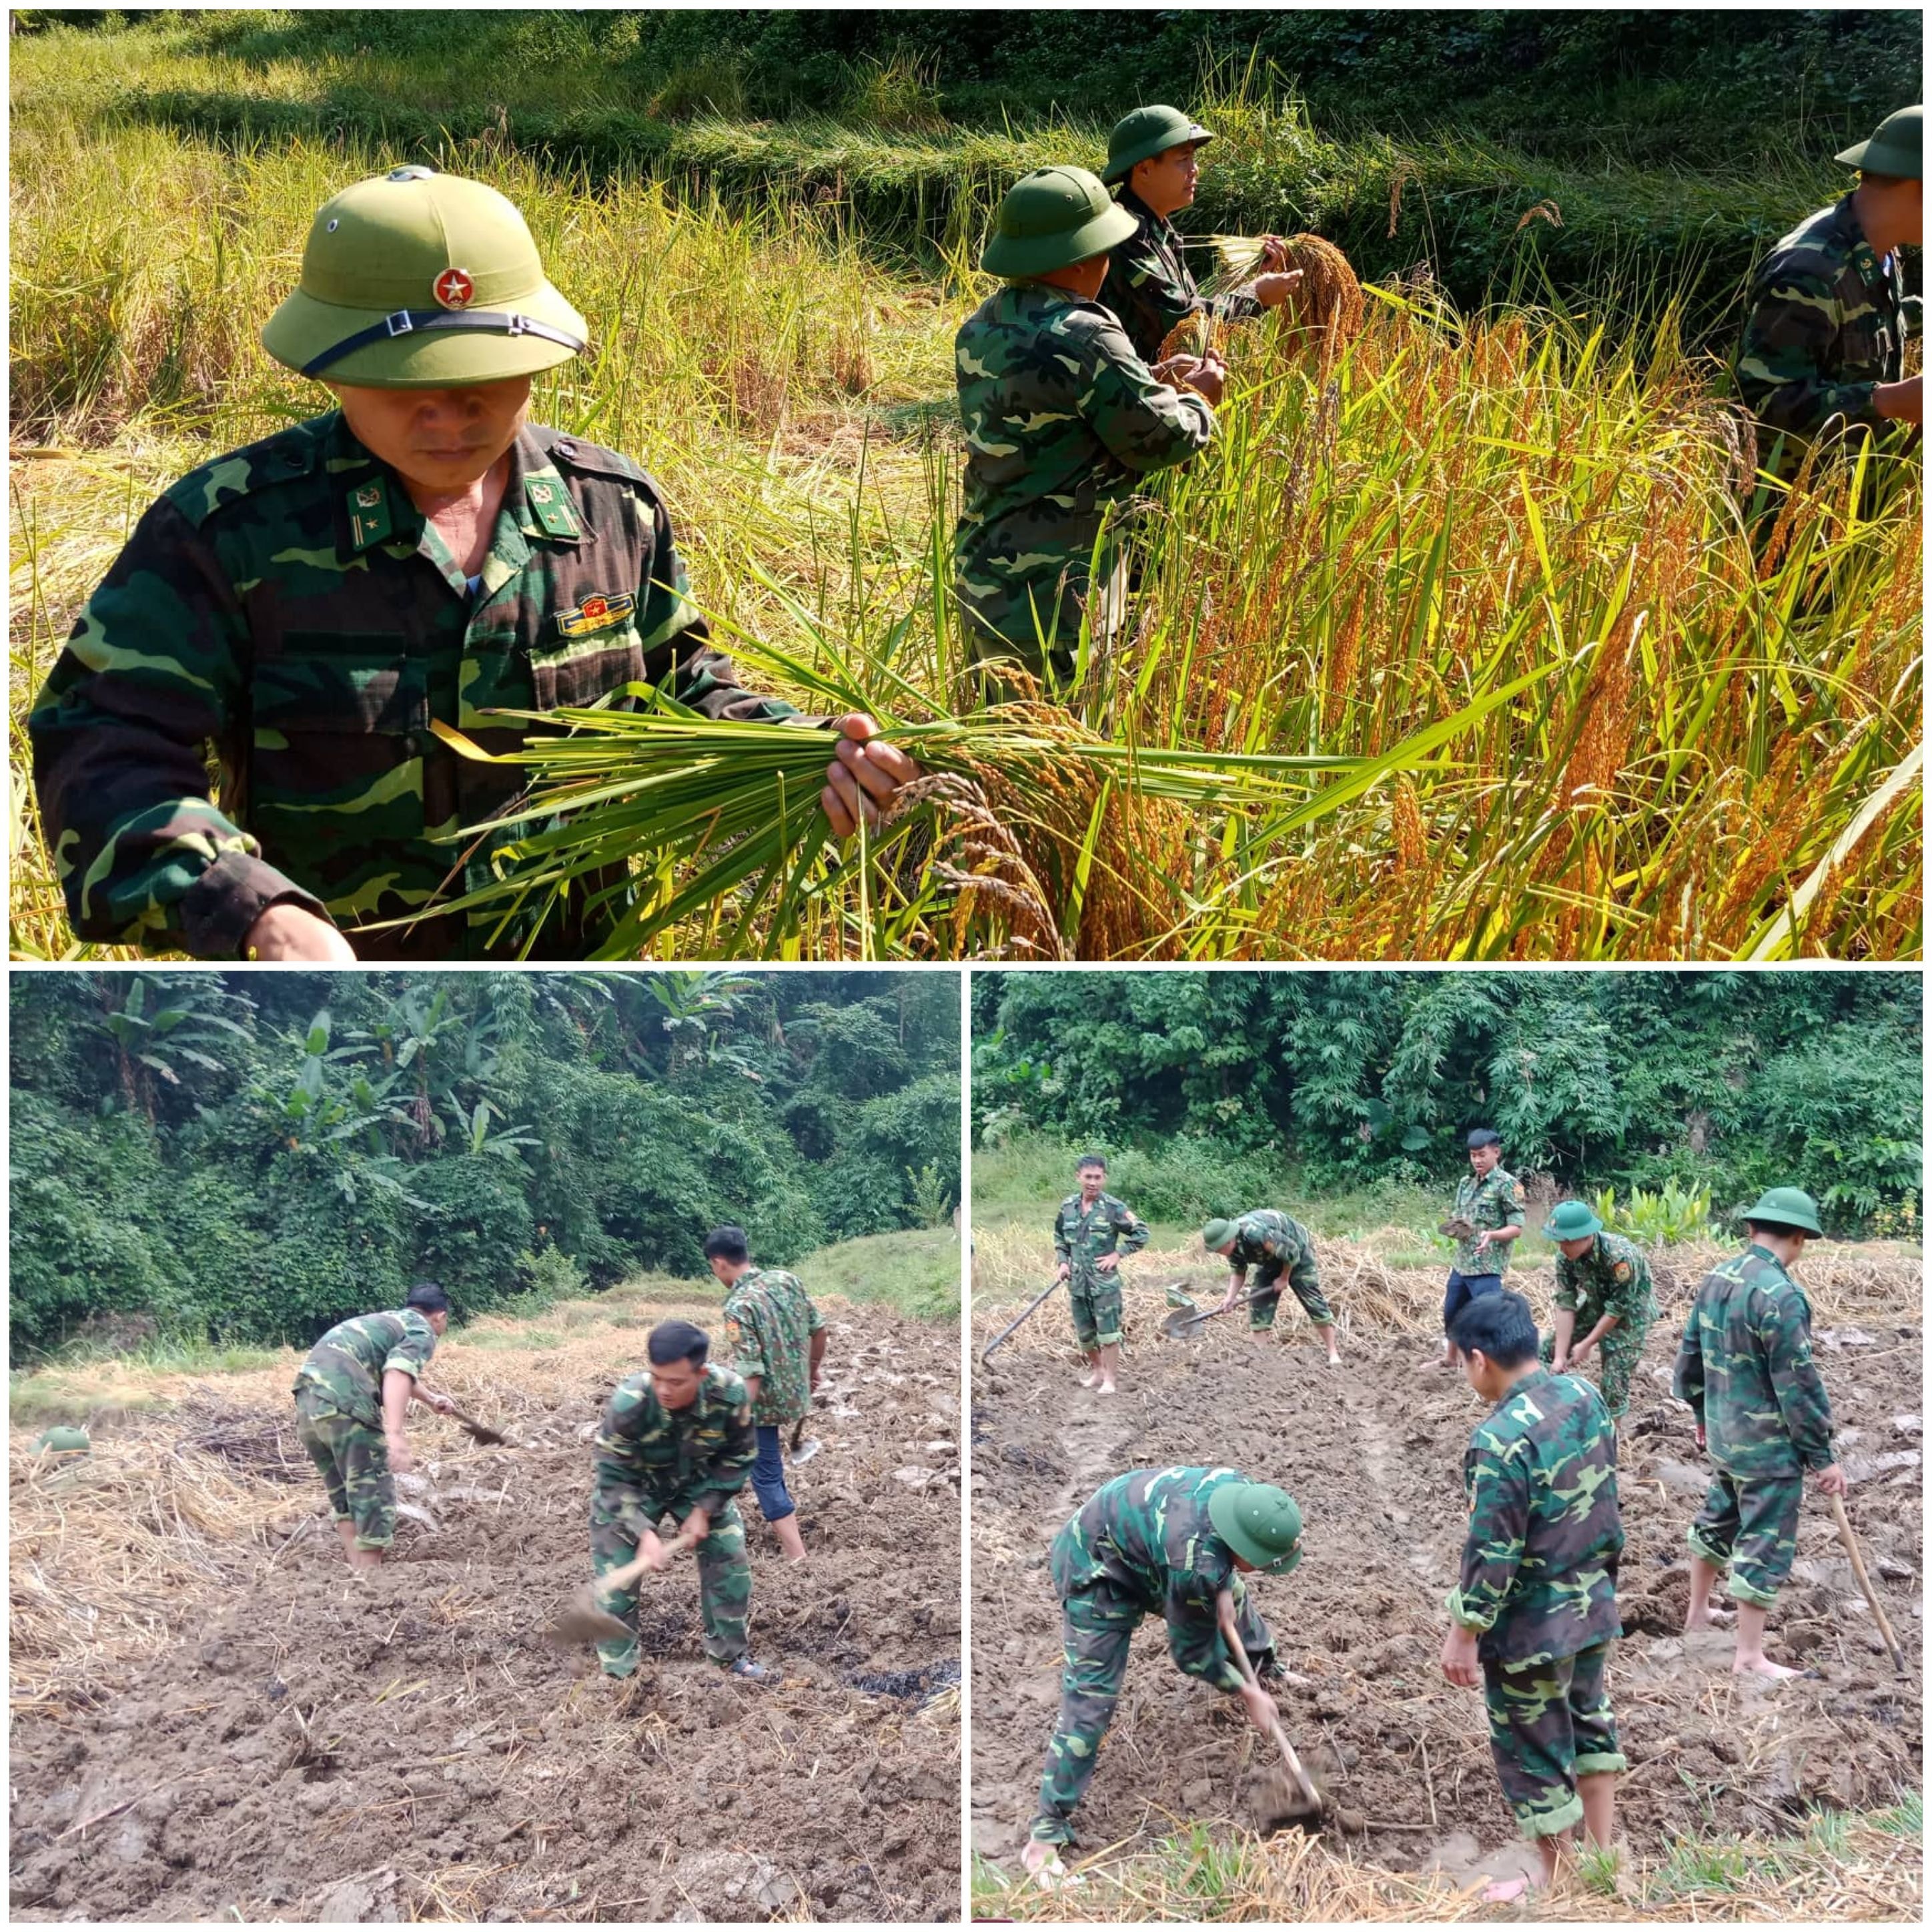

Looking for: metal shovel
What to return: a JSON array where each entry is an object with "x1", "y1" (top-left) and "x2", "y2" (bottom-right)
[
  {"x1": 551, "y1": 1525, "x2": 698, "y2": 1647},
  {"x1": 1160, "y1": 1287, "x2": 1274, "y2": 1339},
  {"x1": 788, "y1": 1413, "x2": 822, "y2": 1468},
  {"x1": 443, "y1": 1402, "x2": 510, "y2": 1447}
]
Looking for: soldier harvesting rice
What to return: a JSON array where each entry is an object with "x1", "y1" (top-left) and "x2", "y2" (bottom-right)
[
  {"x1": 1051, "y1": 1154, "x2": 1151, "y2": 1395},
  {"x1": 292, "y1": 1281, "x2": 457, "y2": 1570},
  {"x1": 1673, "y1": 1188, "x2": 1847, "y2": 1679},
  {"x1": 1200, "y1": 1208, "x2": 1342, "y2": 1365},
  {"x1": 1538, "y1": 1199, "x2": 1658, "y2": 1423},
  {"x1": 1438, "y1": 1129, "x2": 1526, "y2": 1371},
  {"x1": 29, "y1": 166, "x2": 914, "y2": 961}
]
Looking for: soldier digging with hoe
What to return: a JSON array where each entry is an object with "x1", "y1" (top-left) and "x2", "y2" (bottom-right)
[
  {"x1": 31, "y1": 167, "x2": 916, "y2": 961},
  {"x1": 1200, "y1": 1206, "x2": 1342, "y2": 1366},
  {"x1": 1051, "y1": 1153, "x2": 1150, "y2": 1396}
]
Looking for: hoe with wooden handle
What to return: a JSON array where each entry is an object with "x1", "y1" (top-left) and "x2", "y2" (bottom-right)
[
  {"x1": 788, "y1": 1413, "x2": 821, "y2": 1468},
  {"x1": 1829, "y1": 1493, "x2": 1907, "y2": 1676},
  {"x1": 551, "y1": 1525, "x2": 700, "y2": 1647},
  {"x1": 1218, "y1": 1593, "x2": 1325, "y2": 1821},
  {"x1": 443, "y1": 1402, "x2": 510, "y2": 1448}
]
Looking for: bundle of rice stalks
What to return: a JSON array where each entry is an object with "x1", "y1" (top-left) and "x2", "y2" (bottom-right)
[
  {"x1": 1154, "y1": 310, "x2": 1229, "y2": 365},
  {"x1": 1208, "y1": 231, "x2": 1365, "y2": 364}
]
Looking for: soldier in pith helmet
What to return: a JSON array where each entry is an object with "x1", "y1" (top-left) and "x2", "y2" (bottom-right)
[{"x1": 31, "y1": 167, "x2": 915, "y2": 961}]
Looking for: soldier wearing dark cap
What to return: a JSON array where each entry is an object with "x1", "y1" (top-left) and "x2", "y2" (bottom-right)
[
  {"x1": 30, "y1": 167, "x2": 913, "y2": 961},
  {"x1": 1734, "y1": 105, "x2": 1921, "y2": 494},
  {"x1": 1673, "y1": 1188, "x2": 1846, "y2": 1680},
  {"x1": 1097, "y1": 105, "x2": 1303, "y2": 366},
  {"x1": 1438, "y1": 1129, "x2": 1526, "y2": 1372}
]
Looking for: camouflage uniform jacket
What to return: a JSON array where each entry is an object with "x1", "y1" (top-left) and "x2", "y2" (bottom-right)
[
  {"x1": 1054, "y1": 1466, "x2": 1250, "y2": 1690},
  {"x1": 1448, "y1": 1367, "x2": 1623, "y2": 1666},
  {"x1": 1224, "y1": 1208, "x2": 1319, "y2": 1286},
  {"x1": 292, "y1": 1308, "x2": 438, "y2": 1429},
  {"x1": 1053, "y1": 1190, "x2": 1151, "y2": 1285},
  {"x1": 1733, "y1": 195, "x2": 1907, "y2": 470},
  {"x1": 953, "y1": 282, "x2": 1212, "y2": 651},
  {"x1": 29, "y1": 412, "x2": 797, "y2": 961},
  {"x1": 722, "y1": 1266, "x2": 826, "y2": 1428},
  {"x1": 1672, "y1": 1245, "x2": 1835, "y2": 1478},
  {"x1": 1098, "y1": 187, "x2": 1264, "y2": 366},
  {"x1": 1451, "y1": 1167, "x2": 1526, "y2": 1274},
  {"x1": 1553, "y1": 1231, "x2": 1655, "y2": 1331},
  {"x1": 594, "y1": 1362, "x2": 756, "y2": 1518}
]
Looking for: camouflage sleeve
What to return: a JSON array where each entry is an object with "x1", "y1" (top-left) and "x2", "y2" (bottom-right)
[
  {"x1": 1053, "y1": 1206, "x2": 1072, "y2": 1265},
  {"x1": 1670, "y1": 1303, "x2": 1705, "y2": 1420},
  {"x1": 27, "y1": 496, "x2": 331, "y2": 957},
  {"x1": 1606, "y1": 1257, "x2": 1645, "y2": 1324},
  {"x1": 1500, "y1": 1177, "x2": 1526, "y2": 1228},
  {"x1": 1552, "y1": 1256, "x2": 1581, "y2": 1314},
  {"x1": 692, "y1": 1385, "x2": 757, "y2": 1517},
  {"x1": 1755, "y1": 1288, "x2": 1836, "y2": 1470},
  {"x1": 1073, "y1": 317, "x2": 1215, "y2": 473},
  {"x1": 380, "y1": 1323, "x2": 434, "y2": 1382},
  {"x1": 593, "y1": 1379, "x2": 650, "y2": 1485},
  {"x1": 1115, "y1": 1202, "x2": 1151, "y2": 1256},
  {"x1": 1735, "y1": 268, "x2": 1884, "y2": 437},
  {"x1": 1446, "y1": 1436, "x2": 1528, "y2": 1632},
  {"x1": 1105, "y1": 229, "x2": 1201, "y2": 361},
  {"x1": 1164, "y1": 1572, "x2": 1245, "y2": 1691},
  {"x1": 724, "y1": 1300, "x2": 767, "y2": 1383}
]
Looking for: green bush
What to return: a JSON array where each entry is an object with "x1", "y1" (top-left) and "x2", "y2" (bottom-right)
[{"x1": 515, "y1": 1240, "x2": 590, "y2": 1309}]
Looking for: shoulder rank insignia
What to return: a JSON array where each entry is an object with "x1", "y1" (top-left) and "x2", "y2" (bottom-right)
[
  {"x1": 524, "y1": 474, "x2": 582, "y2": 539},
  {"x1": 345, "y1": 476, "x2": 393, "y2": 552},
  {"x1": 557, "y1": 590, "x2": 636, "y2": 639}
]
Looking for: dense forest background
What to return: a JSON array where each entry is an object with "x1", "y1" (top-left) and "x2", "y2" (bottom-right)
[
  {"x1": 10, "y1": 970, "x2": 959, "y2": 1361},
  {"x1": 971, "y1": 972, "x2": 1921, "y2": 1235}
]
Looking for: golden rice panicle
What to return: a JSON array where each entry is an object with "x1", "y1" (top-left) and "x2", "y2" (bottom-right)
[{"x1": 1276, "y1": 233, "x2": 1365, "y2": 362}]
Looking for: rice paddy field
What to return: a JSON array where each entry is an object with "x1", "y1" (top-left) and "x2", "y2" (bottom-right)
[{"x1": 9, "y1": 25, "x2": 1923, "y2": 961}]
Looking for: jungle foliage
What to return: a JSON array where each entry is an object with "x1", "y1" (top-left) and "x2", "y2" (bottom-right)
[
  {"x1": 9, "y1": 970, "x2": 960, "y2": 1360},
  {"x1": 971, "y1": 971, "x2": 1922, "y2": 1234}
]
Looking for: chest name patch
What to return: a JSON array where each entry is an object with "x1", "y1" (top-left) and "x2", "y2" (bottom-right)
[{"x1": 557, "y1": 591, "x2": 636, "y2": 639}]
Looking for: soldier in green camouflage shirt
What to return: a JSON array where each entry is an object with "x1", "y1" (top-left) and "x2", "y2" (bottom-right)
[
  {"x1": 1023, "y1": 1467, "x2": 1302, "y2": 1875},
  {"x1": 710, "y1": 1225, "x2": 827, "y2": 1565},
  {"x1": 955, "y1": 165, "x2": 1220, "y2": 686},
  {"x1": 1440, "y1": 1129, "x2": 1527, "y2": 1370},
  {"x1": 1441, "y1": 1292, "x2": 1625, "y2": 1902},
  {"x1": 589, "y1": 1318, "x2": 771, "y2": 1682},
  {"x1": 1733, "y1": 106, "x2": 1921, "y2": 495},
  {"x1": 1052, "y1": 1155, "x2": 1151, "y2": 1396},
  {"x1": 1096, "y1": 105, "x2": 1302, "y2": 367},
  {"x1": 29, "y1": 167, "x2": 913, "y2": 961},
  {"x1": 292, "y1": 1282, "x2": 456, "y2": 1568},
  {"x1": 1536, "y1": 1201, "x2": 1657, "y2": 1422},
  {"x1": 1201, "y1": 1208, "x2": 1341, "y2": 1364},
  {"x1": 1673, "y1": 1188, "x2": 1846, "y2": 1680}
]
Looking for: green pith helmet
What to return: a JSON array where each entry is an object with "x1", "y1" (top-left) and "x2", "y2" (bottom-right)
[
  {"x1": 1544, "y1": 1200, "x2": 1604, "y2": 1242},
  {"x1": 982, "y1": 167, "x2": 1140, "y2": 279},
  {"x1": 35, "y1": 1426, "x2": 90, "y2": 1454},
  {"x1": 1208, "y1": 1481, "x2": 1302, "y2": 1574},
  {"x1": 1103, "y1": 104, "x2": 1215, "y2": 184},
  {"x1": 262, "y1": 167, "x2": 589, "y2": 389},
  {"x1": 1836, "y1": 105, "x2": 1923, "y2": 179},
  {"x1": 1201, "y1": 1217, "x2": 1236, "y2": 1250},
  {"x1": 1742, "y1": 1187, "x2": 1825, "y2": 1237}
]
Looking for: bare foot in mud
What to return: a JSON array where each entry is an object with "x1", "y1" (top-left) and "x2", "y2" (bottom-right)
[
  {"x1": 1079, "y1": 1371, "x2": 1100, "y2": 1389},
  {"x1": 1326, "y1": 1353, "x2": 1342, "y2": 1368},
  {"x1": 1095, "y1": 1380, "x2": 1117, "y2": 1396},
  {"x1": 1481, "y1": 1875, "x2": 1536, "y2": 1905},
  {"x1": 1684, "y1": 1600, "x2": 1737, "y2": 1632},
  {"x1": 1021, "y1": 1839, "x2": 1078, "y2": 1889},
  {"x1": 1735, "y1": 1654, "x2": 1803, "y2": 1680}
]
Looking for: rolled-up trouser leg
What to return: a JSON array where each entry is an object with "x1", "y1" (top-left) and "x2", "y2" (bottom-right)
[
  {"x1": 1031, "y1": 1582, "x2": 1140, "y2": 1846},
  {"x1": 1689, "y1": 1468, "x2": 1800, "y2": 1606},
  {"x1": 751, "y1": 1423, "x2": 795, "y2": 1522},
  {"x1": 1248, "y1": 1264, "x2": 1283, "y2": 1332},
  {"x1": 295, "y1": 1391, "x2": 393, "y2": 1548},
  {"x1": 1071, "y1": 1270, "x2": 1123, "y2": 1348},
  {"x1": 1482, "y1": 1640, "x2": 1626, "y2": 1840},
  {"x1": 1069, "y1": 1280, "x2": 1099, "y2": 1352},
  {"x1": 1287, "y1": 1275, "x2": 1335, "y2": 1328}
]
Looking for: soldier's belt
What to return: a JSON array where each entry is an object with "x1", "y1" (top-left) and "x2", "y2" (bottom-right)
[{"x1": 302, "y1": 308, "x2": 587, "y2": 376}]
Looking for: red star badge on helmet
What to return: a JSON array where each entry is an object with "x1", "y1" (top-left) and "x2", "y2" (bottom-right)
[{"x1": 433, "y1": 267, "x2": 476, "y2": 310}]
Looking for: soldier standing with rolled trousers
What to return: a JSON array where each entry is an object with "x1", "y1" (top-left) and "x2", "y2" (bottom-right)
[
  {"x1": 1052, "y1": 1154, "x2": 1150, "y2": 1396},
  {"x1": 1201, "y1": 1208, "x2": 1342, "y2": 1365},
  {"x1": 589, "y1": 1318, "x2": 771, "y2": 1683},
  {"x1": 1733, "y1": 105, "x2": 1921, "y2": 497},
  {"x1": 1438, "y1": 1129, "x2": 1526, "y2": 1372},
  {"x1": 1538, "y1": 1199, "x2": 1657, "y2": 1424},
  {"x1": 1097, "y1": 105, "x2": 1303, "y2": 366},
  {"x1": 1022, "y1": 1468, "x2": 1304, "y2": 1881},
  {"x1": 292, "y1": 1281, "x2": 456, "y2": 1571},
  {"x1": 1673, "y1": 1188, "x2": 1847, "y2": 1680},
  {"x1": 1440, "y1": 1292, "x2": 1626, "y2": 1905},
  {"x1": 954, "y1": 165, "x2": 1222, "y2": 687},
  {"x1": 29, "y1": 165, "x2": 915, "y2": 962}
]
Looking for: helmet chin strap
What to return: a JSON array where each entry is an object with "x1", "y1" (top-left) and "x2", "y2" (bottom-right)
[{"x1": 302, "y1": 308, "x2": 585, "y2": 378}]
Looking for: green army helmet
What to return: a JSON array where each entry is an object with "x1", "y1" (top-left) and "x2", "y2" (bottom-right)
[
  {"x1": 1208, "y1": 1481, "x2": 1302, "y2": 1574},
  {"x1": 1743, "y1": 1187, "x2": 1825, "y2": 1236},
  {"x1": 1201, "y1": 1217, "x2": 1236, "y2": 1250},
  {"x1": 35, "y1": 1425, "x2": 90, "y2": 1454},
  {"x1": 1836, "y1": 105, "x2": 1923, "y2": 179},
  {"x1": 982, "y1": 166, "x2": 1140, "y2": 279},
  {"x1": 1103, "y1": 104, "x2": 1216, "y2": 185},
  {"x1": 262, "y1": 167, "x2": 590, "y2": 389},
  {"x1": 1544, "y1": 1200, "x2": 1604, "y2": 1242}
]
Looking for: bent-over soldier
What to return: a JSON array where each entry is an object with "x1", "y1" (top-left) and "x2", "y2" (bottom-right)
[
  {"x1": 1201, "y1": 1208, "x2": 1341, "y2": 1364},
  {"x1": 1052, "y1": 1153, "x2": 1150, "y2": 1396},
  {"x1": 1538, "y1": 1199, "x2": 1657, "y2": 1422}
]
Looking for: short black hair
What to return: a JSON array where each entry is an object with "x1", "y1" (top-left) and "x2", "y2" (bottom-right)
[
  {"x1": 702, "y1": 1226, "x2": 750, "y2": 1264},
  {"x1": 1449, "y1": 1290, "x2": 1538, "y2": 1366},
  {"x1": 1075, "y1": 1153, "x2": 1108, "y2": 1173},
  {"x1": 406, "y1": 1280, "x2": 449, "y2": 1314},
  {"x1": 1745, "y1": 1220, "x2": 1805, "y2": 1242},
  {"x1": 1466, "y1": 1128, "x2": 1501, "y2": 1151},
  {"x1": 647, "y1": 1318, "x2": 710, "y2": 1368}
]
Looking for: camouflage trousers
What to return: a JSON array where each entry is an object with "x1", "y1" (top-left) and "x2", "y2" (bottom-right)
[
  {"x1": 294, "y1": 1386, "x2": 394, "y2": 1548},
  {"x1": 1030, "y1": 1576, "x2": 1275, "y2": 1846},
  {"x1": 962, "y1": 554, "x2": 1129, "y2": 696},
  {"x1": 589, "y1": 1482, "x2": 751, "y2": 1676},
  {"x1": 1482, "y1": 1640, "x2": 1626, "y2": 1839},
  {"x1": 1538, "y1": 1322, "x2": 1647, "y2": 1420},
  {"x1": 1069, "y1": 1268, "x2": 1125, "y2": 1350},
  {"x1": 1686, "y1": 1467, "x2": 1802, "y2": 1607},
  {"x1": 1248, "y1": 1267, "x2": 1335, "y2": 1334}
]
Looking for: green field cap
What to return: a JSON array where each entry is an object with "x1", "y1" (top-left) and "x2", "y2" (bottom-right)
[
  {"x1": 982, "y1": 166, "x2": 1139, "y2": 278},
  {"x1": 1104, "y1": 104, "x2": 1215, "y2": 183},
  {"x1": 1201, "y1": 1217, "x2": 1236, "y2": 1250},
  {"x1": 1208, "y1": 1482, "x2": 1302, "y2": 1574},
  {"x1": 1544, "y1": 1200, "x2": 1603, "y2": 1241},
  {"x1": 1743, "y1": 1187, "x2": 1825, "y2": 1236},
  {"x1": 263, "y1": 167, "x2": 589, "y2": 388},
  {"x1": 1836, "y1": 105, "x2": 1922, "y2": 179},
  {"x1": 35, "y1": 1426, "x2": 90, "y2": 1454}
]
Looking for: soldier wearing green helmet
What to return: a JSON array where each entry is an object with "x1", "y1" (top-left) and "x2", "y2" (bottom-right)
[
  {"x1": 1201, "y1": 1208, "x2": 1342, "y2": 1365},
  {"x1": 954, "y1": 164, "x2": 1222, "y2": 686},
  {"x1": 1733, "y1": 105, "x2": 1921, "y2": 496},
  {"x1": 1536, "y1": 1199, "x2": 1657, "y2": 1422},
  {"x1": 1023, "y1": 1466, "x2": 1302, "y2": 1878},
  {"x1": 1672, "y1": 1187, "x2": 1845, "y2": 1679},
  {"x1": 30, "y1": 167, "x2": 915, "y2": 960},
  {"x1": 1097, "y1": 104, "x2": 1304, "y2": 367}
]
